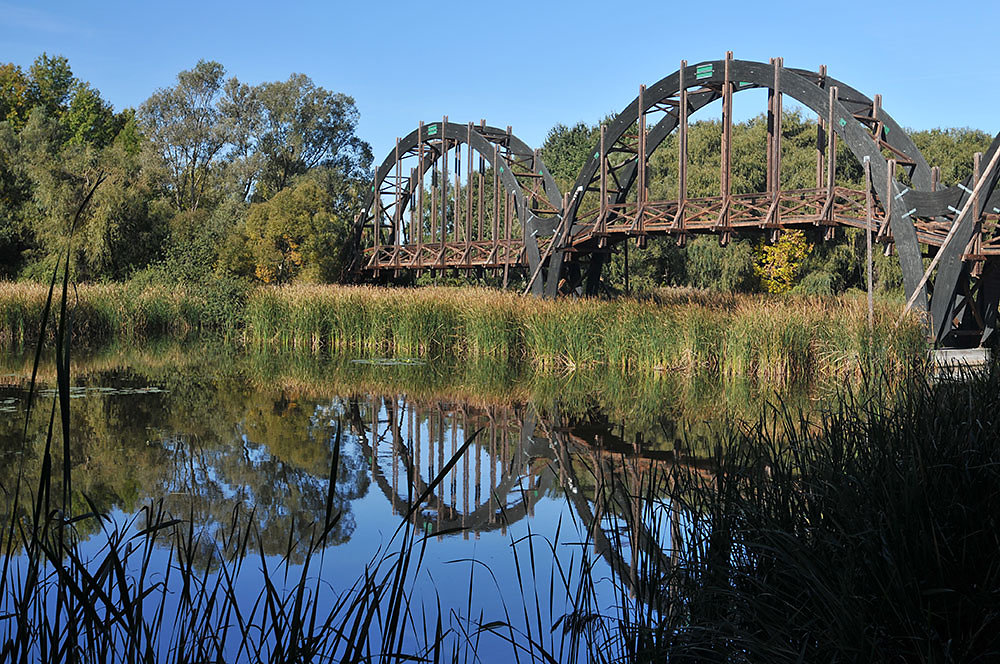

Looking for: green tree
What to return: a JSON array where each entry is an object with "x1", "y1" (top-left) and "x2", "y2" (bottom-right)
[
  {"x1": 220, "y1": 73, "x2": 372, "y2": 201},
  {"x1": 539, "y1": 122, "x2": 599, "y2": 192},
  {"x1": 234, "y1": 178, "x2": 350, "y2": 283},
  {"x1": 0, "y1": 63, "x2": 31, "y2": 128},
  {"x1": 27, "y1": 53, "x2": 74, "y2": 117},
  {"x1": 138, "y1": 60, "x2": 229, "y2": 212},
  {"x1": 754, "y1": 230, "x2": 812, "y2": 294},
  {"x1": 910, "y1": 128, "x2": 993, "y2": 187}
]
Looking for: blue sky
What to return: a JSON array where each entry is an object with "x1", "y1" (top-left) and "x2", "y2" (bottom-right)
[{"x1": 2, "y1": 0, "x2": 995, "y2": 166}]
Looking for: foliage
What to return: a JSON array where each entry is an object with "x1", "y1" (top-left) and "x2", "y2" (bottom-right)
[
  {"x1": 138, "y1": 60, "x2": 229, "y2": 212},
  {"x1": 221, "y1": 73, "x2": 372, "y2": 200},
  {"x1": 910, "y1": 127, "x2": 993, "y2": 186},
  {"x1": 0, "y1": 52, "x2": 995, "y2": 297},
  {"x1": 754, "y1": 229, "x2": 813, "y2": 293},
  {"x1": 229, "y1": 177, "x2": 350, "y2": 284},
  {"x1": 684, "y1": 236, "x2": 757, "y2": 292},
  {"x1": 539, "y1": 121, "x2": 600, "y2": 192}
]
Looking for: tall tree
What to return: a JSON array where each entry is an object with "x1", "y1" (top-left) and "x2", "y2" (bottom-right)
[
  {"x1": 0, "y1": 64, "x2": 31, "y2": 129},
  {"x1": 27, "y1": 53, "x2": 74, "y2": 117},
  {"x1": 139, "y1": 60, "x2": 229, "y2": 212},
  {"x1": 222, "y1": 73, "x2": 371, "y2": 201}
]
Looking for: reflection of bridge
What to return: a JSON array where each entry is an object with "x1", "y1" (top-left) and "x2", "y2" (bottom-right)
[
  {"x1": 345, "y1": 394, "x2": 709, "y2": 600},
  {"x1": 353, "y1": 54, "x2": 1000, "y2": 347}
]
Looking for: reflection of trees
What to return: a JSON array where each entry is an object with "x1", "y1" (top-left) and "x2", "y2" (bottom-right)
[
  {"x1": 0, "y1": 369, "x2": 372, "y2": 558},
  {"x1": 0, "y1": 354, "x2": 712, "y2": 599}
]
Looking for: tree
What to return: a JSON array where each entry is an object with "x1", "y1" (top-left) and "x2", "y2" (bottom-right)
[
  {"x1": 27, "y1": 53, "x2": 74, "y2": 117},
  {"x1": 0, "y1": 63, "x2": 31, "y2": 128},
  {"x1": 64, "y1": 81, "x2": 120, "y2": 148},
  {"x1": 539, "y1": 122, "x2": 599, "y2": 192},
  {"x1": 138, "y1": 60, "x2": 229, "y2": 212},
  {"x1": 754, "y1": 230, "x2": 812, "y2": 294},
  {"x1": 910, "y1": 128, "x2": 993, "y2": 187},
  {"x1": 220, "y1": 73, "x2": 372, "y2": 201},
  {"x1": 234, "y1": 178, "x2": 349, "y2": 284}
]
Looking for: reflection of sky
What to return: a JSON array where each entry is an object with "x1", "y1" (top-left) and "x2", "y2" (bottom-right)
[{"x1": 1, "y1": 373, "x2": 697, "y2": 662}]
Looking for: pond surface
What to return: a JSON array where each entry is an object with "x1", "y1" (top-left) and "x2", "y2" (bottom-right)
[{"x1": 0, "y1": 344, "x2": 831, "y2": 661}]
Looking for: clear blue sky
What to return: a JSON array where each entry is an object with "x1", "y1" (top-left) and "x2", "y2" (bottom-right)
[{"x1": 3, "y1": 0, "x2": 996, "y2": 166}]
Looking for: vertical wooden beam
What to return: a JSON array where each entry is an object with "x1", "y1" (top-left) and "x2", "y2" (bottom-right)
[
  {"x1": 454, "y1": 168, "x2": 461, "y2": 246},
  {"x1": 883, "y1": 158, "x2": 895, "y2": 234},
  {"x1": 503, "y1": 192, "x2": 512, "y2": 288},
  {"x1": 493, "y1": 144, "x2": 500, "y2": 251},
  {"x1": 430, "y1": 126, "x2": 437, "y2": 246},
  {"x1": 931, "y1": 165, "x2": 940, "y2": 192},
  {"x1": 418, "y1": 123, "x2": 426, "y2": 261},
  {"x1": 677, "y1": 59, "x2": 688, "y2": 239},
  {"x1": 973, "y1": 151, "x2": 983, "y2": 276},
  {"x1": 864, "y1": 157, "x2": 874, "y2": 333},
  {"x1": 394, "y1": 139, "x2": 402, "y2": 249},
  {"x1": 767, "y1": 58, "x2": 776, "y2": 193},
  {"x1": 637, "y1": 84, "x2": 647, "y2": 235},
  {"x1": 441, "y1": 116, "x2": 448, "y2": 253},
  {"x1": 721, "y1": 52, "x2": 733, "y2": 222},
  {"x1": 477, "y1": 153, "x2": 485, "y2": 243},
  {"x1": 816, "y1": 65, "x2": 826, "y2": 189},
  {"x1": 774, "y1": 58, "x2": 783, "y2": 194},
  {"x1": 599, "y1": 124, "x2": 608, "y2": 236},
  {"x1": 464, "y1": 128, "x2": 473, "y2": 263},
  {"x1": 826, "y1": 86, "x2": 838, "y2": 197}
]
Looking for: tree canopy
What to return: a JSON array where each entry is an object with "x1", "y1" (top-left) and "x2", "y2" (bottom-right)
[{"x1": 0, "y1": 52, "x2": 992, "y2": 295}]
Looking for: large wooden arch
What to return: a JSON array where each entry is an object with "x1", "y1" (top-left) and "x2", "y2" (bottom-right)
[{"x1": 353, "y1": 55, "x2": 1000, "y2": 347}]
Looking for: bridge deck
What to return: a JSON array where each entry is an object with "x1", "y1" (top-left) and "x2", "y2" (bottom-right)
[{"x1": 361, "y1": 186, "x2": 998, "y2": 272}]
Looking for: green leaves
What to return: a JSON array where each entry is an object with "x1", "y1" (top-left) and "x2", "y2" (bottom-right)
[{"x1": 237, "y1": 178, "x2": 349, "y2": 284}]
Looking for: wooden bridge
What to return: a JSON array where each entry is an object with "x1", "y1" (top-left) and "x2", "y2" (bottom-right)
[{"x1": 352, "y1": 54, "x2": 1000, "y2": 348}]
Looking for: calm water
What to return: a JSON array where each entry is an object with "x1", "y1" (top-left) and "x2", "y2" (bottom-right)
[{"x1": 0, "y1": 344, "x2": 825, "y2": 660}]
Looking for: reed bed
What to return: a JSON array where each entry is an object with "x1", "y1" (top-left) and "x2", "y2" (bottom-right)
[
  {"x1": 553, "y1": 362, "x2": 1000, "y2": 662},
  {"x1": 242, "y1": 285, "x2": 927, "y2": 381},
  {"x1": 0, "y1": 281, "x2": 927, "y2": 381}
]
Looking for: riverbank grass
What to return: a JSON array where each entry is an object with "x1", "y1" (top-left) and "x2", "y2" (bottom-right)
[{"x1": 0, "y1": 282, "x2": 926, "y2": 380}]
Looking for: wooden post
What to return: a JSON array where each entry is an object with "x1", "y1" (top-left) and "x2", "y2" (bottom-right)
[
  {"x1": 816, "y1": 65, "x2": 827, "y2": 189},
  {"x1": 676, "y1": 60, "x2": 688, "y2": 238},
  {"x1": 394, "y1": 139, "x2": 402, "y2": 249},
  {"x1": 454, "y1": 169, "x2": 461, "y2": 245},
  {"x1": 418, "y1": 123, "x2": 426, "y2": 262},
  {"x1": 478, "y1": 120, "x2": 486, "y2": 244},
  {"x1": 864, "y1": 157, "x2": 874, "y2": 334},
  {"x1": 826, "y1": 86, "x2": 837, "y2": 197},
  {"x1": 599, "y1": 124, "x2": 608, "y2": 236},
  {"x1": 465, "y1": 126, "x2": 473, "y2": 259},
  {"x1": 880, "y1": 158, "x2": 896, "y2": 246},
  {"x1": 973, "y1": 151, "x2": 983, "y2": 276},
  {"x1": 503, "y1": 192, "x2": 512, "y2": 288},
  {"x1": 441, "y1": 116, "x2": 448, "y2": 253},
  {"x1": 767, "y1": 58, "x2": 776, "y2": 193},
  {"x1": 493, "y1": 144, "x2": 500, "y2": 251},
  {"x1": 373, "y1": 177, "x2": 381, "y2": 261},
  {"x1": 637, "y1": 84, "x2": 646, "y2": 234},
  {"x1": 773, "y1": 58, "x2": 783, "y2": 194},
  {"x1": 720, "y1": 52, "x2": 733, "y2": 235}
]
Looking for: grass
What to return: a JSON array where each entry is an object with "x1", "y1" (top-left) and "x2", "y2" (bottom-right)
[
  {"x1": 0, "y1": 281, "x2": 926, "y2": 382},
  {"x1": 242, "y1": 285, "x2": 926, "y2": 381}
]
